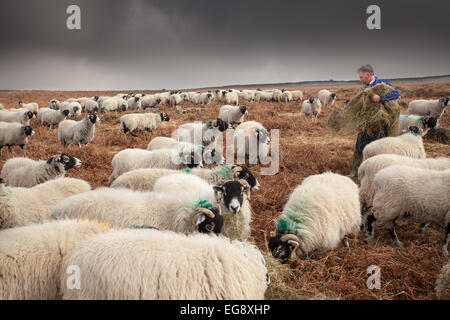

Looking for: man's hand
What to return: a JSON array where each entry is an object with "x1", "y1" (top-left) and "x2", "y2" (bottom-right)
[{"x1": 371, "y1": 94, "x2": 381, "y2": 102}]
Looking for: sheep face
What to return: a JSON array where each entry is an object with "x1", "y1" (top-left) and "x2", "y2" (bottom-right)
[
  {"x1": 213, "y1": 118, "x2": 228, "y2": 132},
  {"x1": 423, "y1": 117, "x2": 438, "y2": 129},
  {"x1": 26, "y1": 111, "x2": 34, "y2": 120},
  {"x1": 62, "y1": 110, "x2": 70, "y2": 117},
  {"x1": 203, "y1": 149, "x2": 224, "y2": 165},
  {"x1": 192, "y1": 206, "x2": 224, "y2": 234},
  {"x1": 408, "y1": 126, "x2": 420, "y2": 135},
  {"x1": 231, "y1": 165, "x2": 259, "y2": 191},
  {"x1": 160, "y1": 113, "x2": 170, "y2": 122},
  {"x1": 88, "y1": 114, "x2": 99, "y2": 124},
  {"x1": 23, "y1": 126, "x2": 34, "y2": 136},
  {"x1": 308, "y1": 97, "x2": 315, "y2": 104},
  {"x1": 331, "y1": 93, "x2": 337, "y2": 99},
  {"x1": 240, "y1": 106, "x2": 248, "y2": 115},
  {"x1": 213, "y1": 180, "x2": 250, "y2": 214},
  {"x1": 60, "y1": 153, "x2": 82, "y2": 170},
  {"x1": 268, "y1": 233, "x2": 302, "y2": 262},
  {"x1": 254, "y1": 128, "x2": 270, "y2": 144}
]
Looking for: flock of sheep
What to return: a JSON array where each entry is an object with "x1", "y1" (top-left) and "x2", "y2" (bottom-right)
[{"x1": 0, "y1": 87, "x2": 448, "y2": 300}]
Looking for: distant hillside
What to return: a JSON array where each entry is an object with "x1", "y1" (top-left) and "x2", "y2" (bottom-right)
[{"x1": 191, "y1": 74, "x2": 450, "y2": 90}]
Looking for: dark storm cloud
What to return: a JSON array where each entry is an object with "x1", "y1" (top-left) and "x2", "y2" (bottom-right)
[{"x1": 0, "y1": 0, "x2": 449, "y2": 90}]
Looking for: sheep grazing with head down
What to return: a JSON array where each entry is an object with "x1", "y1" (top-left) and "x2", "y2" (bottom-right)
[
  {"x1": 291, "y1": 90, "x2": 303, "y2": 102},
  {"x1": 318, "y1": 89, "x2": 337, "y2": 108},
  {"x1": 60, "y1": 228, "x2": 269, "y2": 300},
  {"x1": 301, "y1": 97, "x2": 322, "y2": 121},
  {"x1": 109, "y1": 148, "x2": 203, "y2": 183},
  {"x1": 366, "y1": 166, "x2": 450, "y2": 256},
  {"x1": 218, "y1": 105, "x2": 248, "y2": 127},
  {"x1": 362, "y1": 126, "x2": 426, "y2": 161},
  {"x1": 1, "y1": 153, "x2": 82, "y2": 188},
  {"x1": 120, "y1": 112, "x2": 170, "y2": 136},
  {"x1": 58, "y1": 113, "x2": 100, "y2": 149},
  {"x1": 268, "y1": 172, "x2": 361, "y2": 261},
  {"x1": 52, "y1": 181, "x2": 224, "y2": 235},
  {"x1": 407, "y1": 97, "x2": 449, "y2": 118},
  {"x1": 0, "y1": 177, "x2": 91, "y2": 229},
  {"x1": 84, "y1": 99, "x2": 99, "y2": 113},
  {"x1": 358, "y1": 154, "x2": 450, "y2": 230},
  {"x1": 110, "y1": 164, "x2": 259, "y2": 193},
  {"x1": 0, "y1": 219, "x2": 111, "y2": 300}
]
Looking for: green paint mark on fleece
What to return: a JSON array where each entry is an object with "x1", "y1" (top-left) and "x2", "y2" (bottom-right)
[
  {"x1": 204, "y1": 120, "x2": 212, "y2": 129},
  {"x1": 215, "y1": 165, "x2": 233, "y2": 180},
  {"x1": 192, "y1": 199, "x2": 213, "y2": 210},
  {"x1": 182, "y1": 167, "x2": 192, "y2": 173},
  {"x1": 276, "y1": 203, "x2": 307, "y2": 234},
  {"x1": 127, "y1": 225, "x2": 153, "y2": 229}
]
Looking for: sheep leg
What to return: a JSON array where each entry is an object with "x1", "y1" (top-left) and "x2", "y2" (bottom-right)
[
  {"x1": 360, "y1": 204, "x2": 372, "y2": 231},
  {"x1": 7, "y1": 146, "x2": 12, "y2": 158},
  {"x1": 129, "y1": 130, "x2": 137, "y2": 137},
  {"x1": 342, "y1": 235, "x2": 350, "y2": 250},
  {"x1": 306, "y1": 249, "x2": 316, "y2": 260},
  {"x1": 387, "y1": 222, "x2": 403, "y2": 247},
  {"x1": 365, "y1": 213, "x2": 376, "y2": 243},
  {"x1": 20, "y1": 145, "x2": 26, "y2": 157},
  {"x1": 443, "y1": 222, "x2": 449, "y2": 257},
  {"x1": 418, "y1": 222, "x2": 429, "y2": 234}
]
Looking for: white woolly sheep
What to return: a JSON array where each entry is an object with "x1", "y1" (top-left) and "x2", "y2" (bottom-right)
[
  {"x1": 60, "y1": 229, "x2": 268, "y2": 300},
  {"x1": 58, "y1": 113, "x2": 100, "y2": 149},
  {"x1": 436, "y1": 259, "x2": 450, "y2": 299},
  {"x1": 0, "y1": 122, "x2": 34, "y2": 157},
  {"x1": 268, "y1": 172, "x2": 361, "y2": 260},
  {"x1": 301, "y1": 97, "x2": 322, "y2": 121},
  {"x1": 199, "y1": 92, "x2": 214, "y2": 105},
  {"x1": 175, "y1": 119, "x2": 229, "y2": 148},
  {"x1": 127, "y1": 96, "x2": 141, "y2": 110},
  {"x1": 83, "y1": 99, "x2": 99, "y2": 113},
  {"x1": 238, "y1": 90, "x2": 253, "y2": 102},
  {"x1": 407, "y1": 97, "x2": 449, "y2": 118},
  {"x1": 0, "y1": 219, "x2": 111, "y2": 299},
  {"x1": 169, "y1": 93, "x2": 184, "y2": 107},
  {"x1": 109, "y1": 148, "x2": 203, "y2": 183},
  {"x1": 49, "y1": 99, "x2": 60, "y2": 110},
  {"x1": 38, "y1": 108, "x2": 70, "y2": 128},
  {"x1": 272, "y1": 89, "x2": 282, "y2": 102},
  {"x1": 18, "y1": 101, "x2": 39, "y2": 114},
  {"x1": 1, "y1": 153, "x2": 82, "y2": 188},
  {"x1": 366, "y1": 166, "x2": 450, "y2": 256},
  {"x1": 67, "y1": 102, "x2": 82, "y2": 118},
  {"x1": 254, "y1": 90, "x2": 273, "y2": 102},
  {"x1": 51, "y1": 186, "x2": 224, "y2": 235},
  {"x1": 358, "y1": 154, "x2": 450, "y2": 231},
  {"x1": 0, "y1": 110, "x2": 34, "y2": 125},
  {"x1": 119, "y1": 112, "x2": 170, "y2": 136},
  {"x1": 291, "y1": 90, "x2": 303, "y2": 101},
  {"x1": 318, "y1": 89, "x2": 337, "y2": 108},
  {"x1": 281, "y1": 89, "x2": 293, "y2": 102},
  {"x1": 234, "y1": 121, "x2": 270, "y2": 164},
  {"x1": 399, "y1": 114, "x2": 437, "y2": 136},
  {"x1": 362, "y1": 126, "x2": 426, "y2": 161},
  {"x1": 0, "y1": 177, "x2": 91, "y2": 229},
  {"x1": 110, "y1": 164, "x2": 260, "y2": 192},
  {"x1": 101, "y1": 98, "x2": 127, "y2": 112},
  {"x1": 222, "y1": 91, "x2": 239, "y2": 105},
  {"x1": 218, "y1": 105, "x2": 248, "y2": 127}
]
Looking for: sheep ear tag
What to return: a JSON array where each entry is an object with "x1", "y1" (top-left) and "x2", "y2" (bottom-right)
[{"x1": 194, "y1": 214, "x2": 206, "y2": 226}]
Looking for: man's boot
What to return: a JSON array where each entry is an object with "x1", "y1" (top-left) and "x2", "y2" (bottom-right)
[{"x1": 347, "y1": 152, "x2": 363, "y2": 178}]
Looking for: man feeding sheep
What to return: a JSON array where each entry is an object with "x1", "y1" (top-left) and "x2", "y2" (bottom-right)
[{"x1": 347, "y1": 64, "x2": 401, "y2": 177}]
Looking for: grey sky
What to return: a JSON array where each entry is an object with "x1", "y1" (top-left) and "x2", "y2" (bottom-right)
[{"x1": 0, "y1": 0, "x2": 449, "y2": 90}]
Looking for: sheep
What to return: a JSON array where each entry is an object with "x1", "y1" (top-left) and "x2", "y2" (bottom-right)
[
  {"x1": 301, "y1": 97, "x2": 322, "y2": 121},
  {"x1": 51, "y1": 186, "x2": 223, "y2": 235},
  {"x1": 0, "y1": 219, "x2": 111, "y2": 300},
  {"x1": 281, "y1": 89, "x2": 293, "y2": 102},
  {"x1": 272, "y1": 89, "x2": 282, "y2": 102},
  {"x1": 222, "y1": 91, "x2": 239, "y2": 105},
  {"x1": 146, "y1": 136, "x2": 224, "y2": 165},
  {"x1": 0, "y1": 122, "x2": 34, "y2": 157},
  {"x1": 154, "y1": 92, "x2": 170, "y2": 105},
  {"x1": 0, "y1": 177, "x2": 91, "y2": 229},
  {"x1": 268, "y1": 172, "x2": 361, "y2": 260},
  {"x1": 238, "y1": 90, "x2": 253, "y2": 102},
  {"x1": 254, "y1": 90, "x2": 274, "y2": 102},
  {"x1": 218, "y1": 105, "x2": 248, "y2": 127},
  {"x1": 58, "y1": 113, "x2": 100, "y2": 149},
  {"x1": 101, "y1": 98, "x2": 127, "y2": 112},
  {"x1": 18, "y1": 101, "x2": 39, "y2": 114},
  {"x1": 199, "y1": 92, "x2": 214, "y2": 105},
  {"x1": 76, "y1": 97, "x2": 91, "y2": 109},
  {"x1": 96, "y1": 96, "x2": 112, "y2": 108},
  {"x1": 291, "y1": 90, "x2": 303, "y2": 101},
  {"x1": 436, "y1": 259, "x2": 450, "y2": 299},
  {"x1": 234, "y1": 121, "x2": 270, "y2": 164},
  {"x1": 0, "y1": 110, "x2": 34, "y2": 125},
  {"x1": 49, "y1": 99, "x2": 60, "y2": 110},
  {"x1": 119, "y1": 112, "x2": 170, "y2": 136},
  {"x1": 67, "y1": 102, "x2": 82, "y2": 118},
  {"x1": 109, "y1": 148, "x2": 203, "y2": 183},
  {"x1": 362, "y1": 126, "x2": 426, "y2": 161},
  {"x1": 60, "y1": 228, "x2": 268, "y2": 300},
  {"x1": 407, "y1": 97, "x2": 449, "y2": 118},
  {"x1": 37, "y1": 108, "x2": 70, "y2": 128},
  {"x1": 358, "y1": 154, "x2": 450, "y2": 231},
  {"x1": 175, "y1": 119, "x2": 228, "y2": 148},
  {"x1": 127, "y1": 96, "x2": 141, "y2": 110},
  {"x1": 399, "y1": 114, "x2": 437, "y2": 136},
  {"x1": 83, "y1": 99, "x2": 99, "y2": 113},
  {"x1": 318, "y1": 89, "x2": 337, "y2": 108},
  {"x1": 110, "y1": 164, "x2": 260, "y2": 192},
  {"x1": 366, "y1": 166, "x2": 450, "y2": 256},
  {"x1": 1, "y1": 153, "x2": 82, "y2": 188},
  {"x1": 169, "y1": 93, "x2": 184, "y2": 107}
]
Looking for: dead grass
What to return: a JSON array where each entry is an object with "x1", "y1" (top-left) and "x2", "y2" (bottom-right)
[{"x1": 0, "y1": 80, "x2": 449, "y2": 300}]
